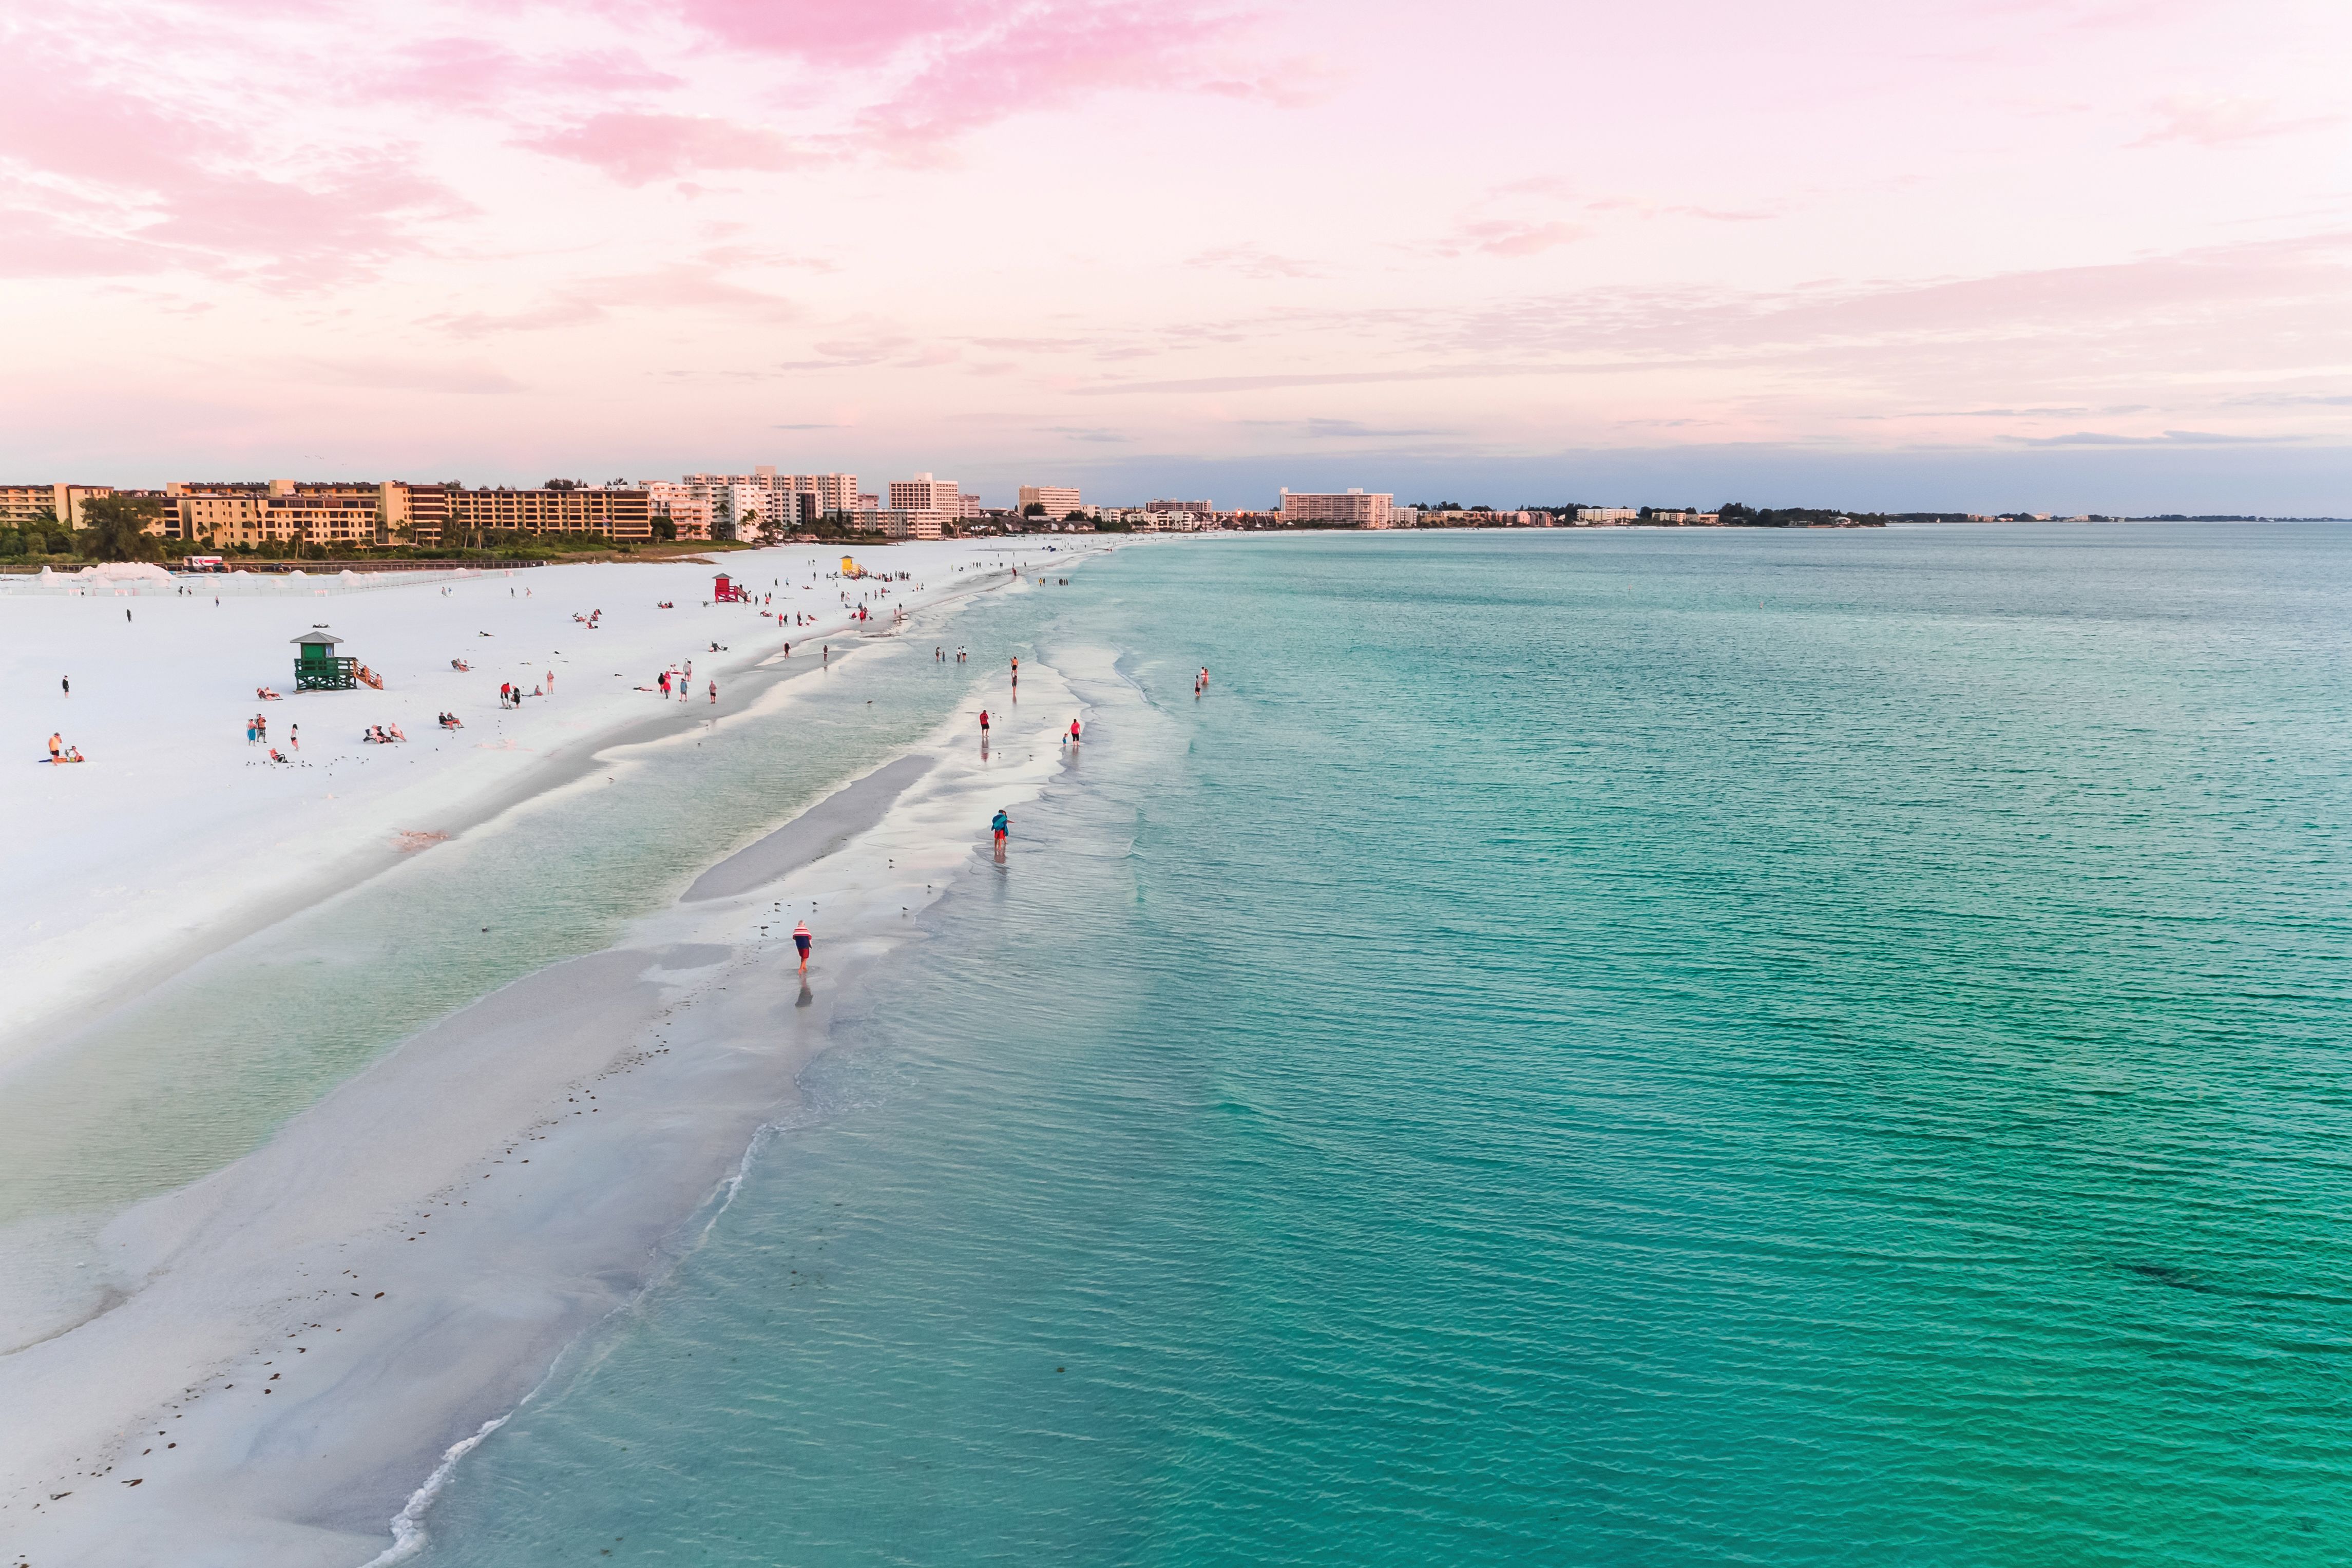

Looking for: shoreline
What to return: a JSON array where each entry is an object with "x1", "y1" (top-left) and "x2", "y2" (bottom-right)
[
  {"x1": 0, "y1": 544, "x2": 1043, "y2": 1080},
  {"x1": 0, "y1": 587, "x2": 1103, "y2": 1566}
]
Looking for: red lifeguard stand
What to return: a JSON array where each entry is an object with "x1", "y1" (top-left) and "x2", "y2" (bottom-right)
[{"x1": 713, "y1": 573, "x2": 745, "y2": 602}]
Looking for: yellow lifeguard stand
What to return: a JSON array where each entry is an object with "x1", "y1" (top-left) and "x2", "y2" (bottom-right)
[{"x1": 840, "y1": 556, "x2": 865, "y2": 579}]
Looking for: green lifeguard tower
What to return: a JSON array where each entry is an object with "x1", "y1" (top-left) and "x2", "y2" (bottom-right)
[{"x1": 292, "y1": 628, "x2": 361, "y2": 691}]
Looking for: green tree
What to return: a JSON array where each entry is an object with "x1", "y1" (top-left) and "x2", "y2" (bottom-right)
[
  {"x1": 1023, "y1": 502, "x2": 1046, "y2": 517},
  {"x1": 80, "y1": 494, "x2": 168, "y2": 561}
]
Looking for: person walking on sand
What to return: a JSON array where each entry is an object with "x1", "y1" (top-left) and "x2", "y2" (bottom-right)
[
  {"x1": 659, "y1": 671, "x2": 671, "y2": 698},
  {"x1": 793, "y1": 920, "x2": 812, "y2": 971},
  {"x1": 61, "y1": 677, "x2": 69, "y2": 698},
  {"x1": 979, "y1": 709, "x2": 990, "y2": 739},
  {"x1": 708, "y1": 679, "x2": 717, "y2": 704},
  {"x1": 290, "y1": 723, "x2": 299, "y2": 751}
]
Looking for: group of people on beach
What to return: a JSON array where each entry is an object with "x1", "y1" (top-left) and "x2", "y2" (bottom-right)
[
  {"x1": 363, "y1": 723, "x2": 407, "y2": 744},
  {"x1": 45, "y1": 732, "x2": 85, "y2": 764}
]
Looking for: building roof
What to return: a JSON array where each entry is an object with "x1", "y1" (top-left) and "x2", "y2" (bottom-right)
[{"x1": 290, "y1": 630, "x2": 343, "y2": 645}]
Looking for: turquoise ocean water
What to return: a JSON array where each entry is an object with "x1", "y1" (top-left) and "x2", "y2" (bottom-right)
[{"x1": 414, "y1": 526, "x2": 2352, "y2": 1566}]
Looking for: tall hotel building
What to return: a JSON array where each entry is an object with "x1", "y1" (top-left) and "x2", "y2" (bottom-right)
[
  {"x1": 1018, "y1": 485, "x2": 1081, "y2": 517},
  {"x1": 1278, "y1": 488, "x2": 1395, "y2": 528},
  {"x1": 888, "y1": 473, "x2": 961, "y2": 517},
  {"x1": 792, "y1": 472, "x2": 859, "y2": 519}
]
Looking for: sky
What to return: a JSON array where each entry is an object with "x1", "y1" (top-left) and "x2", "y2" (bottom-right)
[{"x1": 3, "y1": 0, "x2": 2348, "y2": 512}]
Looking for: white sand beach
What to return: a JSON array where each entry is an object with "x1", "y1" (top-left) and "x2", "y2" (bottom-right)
[{"x1": 0, "y1": 538, "x2": 1119, "y2": 1565}]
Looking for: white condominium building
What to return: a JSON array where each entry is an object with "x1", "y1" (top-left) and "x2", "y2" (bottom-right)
[
  {"x1": 1019, "y1": 484, "x2": 1081, "y2": 517},
  {"x1": 889, "y1": 473, "x2": 961, "y2": 515}
]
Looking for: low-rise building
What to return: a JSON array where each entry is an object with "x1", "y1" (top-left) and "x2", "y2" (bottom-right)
[
  {"x1": 167, "y1": 480, "x2": 383, "y2": 549},
  {"x1": 1574, "y1": 506, "x2": 1638, "y2": 524},
  {"x1": 850, "y1": 508, "x2": 944, "y2": 541},
  {"x1": 395, "y1": 482, "x2": 652, "y2": 546}
]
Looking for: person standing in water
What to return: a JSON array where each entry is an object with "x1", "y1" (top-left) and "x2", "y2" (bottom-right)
[
  {"x1": 793, "y1": 920, "x2": 812, "y2": 971},
  {"x1": 979, "y1": 709, "x2": 990, "y2": 739},
  {"x1": 1067, "y1": 718, "x2": 1081, "y2": 745},
  {"x1": 991, "y1": 809, "x2": 1010, "y2": 850},
  {"x1": 708, "y1": 679, "x2": 717, "y2": 704}
]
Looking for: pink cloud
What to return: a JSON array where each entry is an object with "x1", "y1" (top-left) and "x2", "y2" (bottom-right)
[
  {"x1": 1456, "y1": 220, "x2": 1586, "y2": 258},
  {"x1": 664, "y1": 0, "x2": 983, "y2": 65},
  {"x1": 1190, "y1": 244, "x2": 1323, "y2": 279},
  {"x1": 0, "y1": 25, "x2": 466, "y2": 286},
  {"x1": 2132, "y1": 93, "x2": 2342, "y2": 147},
  {"x1": 517, "y1": 113, "x2": 802, "y2": 185},
  {"x1": 430, "y1": 263, "x2": 801, "y2": 336},
  {"x1": 372, "y1": 40, "x2": 682, "y2": 111},
  {"x1": 849, "y1": 2, "x2": 1238, "y2": 159}
]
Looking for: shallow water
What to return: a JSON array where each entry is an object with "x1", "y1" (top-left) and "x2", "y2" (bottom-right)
[
  {"x1": 0, "y1": 623, "x2": 1016, "y2": 1229},
  {"x1": 399, "y1": 525, "x2": 2345, "y2": 1564}
]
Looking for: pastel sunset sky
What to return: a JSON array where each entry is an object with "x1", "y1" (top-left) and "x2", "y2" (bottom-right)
[{"x1": 4, "y1": 0, "x2": 2347, "y2": 510}]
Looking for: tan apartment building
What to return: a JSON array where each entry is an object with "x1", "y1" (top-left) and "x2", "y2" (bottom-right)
[
  {"x1": 1019, "y1": 485, "x2": 1081, "y2": 517},
  {"x1": 1, "y1": 484, "x2": 120, "y2": 526},
  {"x1": 418, "y1": 483, "x2": 653, "y2": 544},
  {"x1": 165, "y1": 481, "x2": 384, "y2": 549},
  {"x1": 1278, "y1": 488, "x2": 1394, "y2": 528}
]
